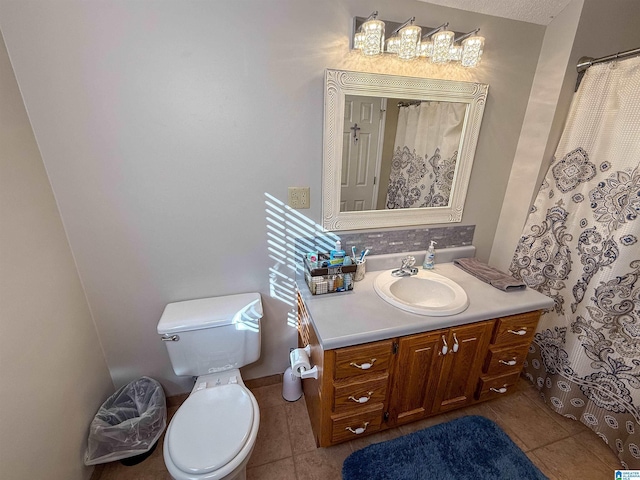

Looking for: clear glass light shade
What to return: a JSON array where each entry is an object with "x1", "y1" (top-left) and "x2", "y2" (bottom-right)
[
  {"x1": 449, "y1": 44, "x2": 462, "y2": 61},
  {"x1": 361, "y1": 19, "x2": 385, "y2": 56},
  {"x1": 353, "y1": 31, "x2": 365, "y2": 50},
  {"x1": 386, "y1": 36, "x2": 401, "y2": 54},
  {"x1": 430, "y1": 30, "x2": 454, "y2": 64},
  {"x1": 397, "y1": 24, "x2": 421, "y2": 60},
  {"x1": 461, "y1": 35, "x2": 484, "y2": 67},
  {"x1": 419, "y1": 40, "x2": 433, "y2": 57}
]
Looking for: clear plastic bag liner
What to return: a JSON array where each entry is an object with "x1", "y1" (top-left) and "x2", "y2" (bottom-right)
[{"x1": 84, "y1": 376, "x2": 167, "y2": 465}]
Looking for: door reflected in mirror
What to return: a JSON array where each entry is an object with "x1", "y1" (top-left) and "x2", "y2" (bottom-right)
[
  {"x1": 341, "y1": 95, "x2": 466, "y2": 212},
  {"x1": 323, "y1": 70, "x2": 488, "y2": 231}
]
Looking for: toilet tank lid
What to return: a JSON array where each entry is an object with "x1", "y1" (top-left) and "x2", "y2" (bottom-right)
[{"x1": 157, "y1": 292, "x2": 262, "y2": 335}]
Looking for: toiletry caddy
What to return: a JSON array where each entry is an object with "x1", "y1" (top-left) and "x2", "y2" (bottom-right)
[{"x1": 303, "y1": 253, "x2": 357, "y2": 295}]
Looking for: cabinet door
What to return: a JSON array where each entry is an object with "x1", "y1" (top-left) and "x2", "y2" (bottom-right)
[
  {"x1": 432, "y1": 321, "x2": 493, "y2": 413},
  {"x1": 388, "y1": 331, "x2": 443, "y2": 426}
]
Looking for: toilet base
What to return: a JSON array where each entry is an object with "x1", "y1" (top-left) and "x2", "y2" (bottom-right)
[{"x1": 163, "y1": 372, "x2": 260, "y2": 480}]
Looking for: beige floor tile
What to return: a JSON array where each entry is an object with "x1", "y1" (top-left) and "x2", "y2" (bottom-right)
[
  {"x1": 251, "y1": 383, "x2": 288, "y2": 409},
  {"x1": 247, "y1": 457, "x2": 297, "y2": 480},
  {"x1": 247, "y1": 404, "x2": 292, "y2": 468},
  {"x1": 284, "y1": 397, "x2": 317, "y2": 455},
  {"x1": 531, "y1": 436, "x2": 614, "y2": 480},
  {"x1": 488, "y1": 391, "x2": 572, "y2": 451},
  {"x1": 294, "y1": 443, "x2": 353, "y2": 480},
  {"x1": 526, "y1": 450, "x2": 561, "y2": 480},
  {"x1": 573, "y1": 429, "x2": 623, "y2": 470}
]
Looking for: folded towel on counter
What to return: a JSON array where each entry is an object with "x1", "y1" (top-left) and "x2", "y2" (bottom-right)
[{"x1": 453, "y1": 257, "x2": 526, "y2": 292}]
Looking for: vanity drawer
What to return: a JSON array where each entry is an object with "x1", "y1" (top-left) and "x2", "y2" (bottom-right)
[
  {"x1": 476, "y1": 372, "x2": 521, "y2": 402},
  {"x1": 333, "y1": 340, "x2": 393, "y2": 379},
  {"x1": 492, "y1": 312, "x2": 540, "y2": 347},
  {"x1": 483, "y1": 343, "x2": 530, "y2": 376},
  {"x1": 330, "y1": 405, "x2": 384, "y2": 444},
  {"x1": 333, "y1": 373, "x2": 388, "y2": 414}
]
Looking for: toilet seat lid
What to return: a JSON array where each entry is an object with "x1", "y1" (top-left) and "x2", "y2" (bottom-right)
[{"x1": 168, "y1": 384, "x2": 254, "y2": 475}]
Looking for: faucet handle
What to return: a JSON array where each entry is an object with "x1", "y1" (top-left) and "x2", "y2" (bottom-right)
[{"x1": 401, "y1": 255, "x2": 416, "y2": 269}]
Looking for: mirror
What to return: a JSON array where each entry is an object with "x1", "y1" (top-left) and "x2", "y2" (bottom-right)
[{"x1": 322, "y1": 69, "x2": 488, "y2": 231}]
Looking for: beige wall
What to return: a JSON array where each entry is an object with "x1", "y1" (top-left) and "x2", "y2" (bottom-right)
[{"x1": 0, "y1": 33, "x2": 114, "y2": 480}]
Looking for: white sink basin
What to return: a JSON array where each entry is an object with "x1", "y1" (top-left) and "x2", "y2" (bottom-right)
[{"x1": 373, "y1": 269, "x2": 469, "y2": 316}]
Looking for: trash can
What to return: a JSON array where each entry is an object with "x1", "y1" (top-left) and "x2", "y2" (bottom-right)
[{"x1": 84, "y1": 376, "x2": 167, "y2": 466}]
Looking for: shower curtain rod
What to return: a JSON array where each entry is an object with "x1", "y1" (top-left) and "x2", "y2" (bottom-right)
[
  {"x1": 576, "y1": 46, "x2": 640, "y2": 73},
  {"x1": 575, "y1": 46, "x2": 640, "y2": 91}
]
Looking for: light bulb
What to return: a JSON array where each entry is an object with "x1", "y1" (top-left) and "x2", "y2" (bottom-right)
[
  {"x1": 386, "y1": 36, "x2": 401, "y2": 54},
  {"x1": 419, "y1": 40, "x2": 433, "y2": 57},
  {"x1": 449, "y1": 44, "x2": 462, "y2": 61},
  {"x1": 353, "y1": 31, "x2": 365, "y2": 50}
]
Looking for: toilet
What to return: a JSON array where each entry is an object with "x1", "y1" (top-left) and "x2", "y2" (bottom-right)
[{"x1": 157, "y1": 292, "x2": 263, "y2": 480}]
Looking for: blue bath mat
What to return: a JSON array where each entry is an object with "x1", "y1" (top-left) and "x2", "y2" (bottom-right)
[{"x1": 342, "y1": 415, "x2": 547, "y2": 480}]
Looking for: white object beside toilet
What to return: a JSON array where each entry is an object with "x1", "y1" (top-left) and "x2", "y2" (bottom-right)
[
  {"x1": 157, "y1": 293, "x2": 263, "y2": 480},
  {"x1": 282, "y1": 367, "x2": 302, "y2": 402}
]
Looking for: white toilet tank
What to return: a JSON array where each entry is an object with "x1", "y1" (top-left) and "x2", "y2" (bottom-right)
[{"x1": 157, "y1": 293, "x2": 262, "y2": 376}]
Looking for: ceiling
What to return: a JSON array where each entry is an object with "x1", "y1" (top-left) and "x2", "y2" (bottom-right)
[{"x1": 417, "y1": 0, "x2": 574, "y2": 25}]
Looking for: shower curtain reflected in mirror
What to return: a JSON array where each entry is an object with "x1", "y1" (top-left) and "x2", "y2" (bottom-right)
[
  {"x1": 385, "y1": 101, "x2": 465, "y2": 209},
  {"x1": 510, "y1": 56, "x2": 640, "y2": 469}
]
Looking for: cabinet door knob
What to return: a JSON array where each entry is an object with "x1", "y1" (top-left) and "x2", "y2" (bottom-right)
[
  {"x1": 490, "y1": 385, "x2": 508, "y2": 394},
  {"x1": 345, "y1": 422, "x2": 370, "y2": 435},
  {"x1": 499, "y1": 358, "x2": 517, "y2": 366},
  {"x1": 452, "y1": 333, "x2": 459, "y2": 353},
  {"x1": 507, "y1": 328, "x2": 527, "y2": 336},
  {"x1": 348, "y1": 392, "x2": 374, "y2": 404},
  {"x1": 350, "y1": 359, "x2": 377, "y2": 370}
]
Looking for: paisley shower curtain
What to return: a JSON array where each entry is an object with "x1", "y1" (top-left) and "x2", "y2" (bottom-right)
[
  {"x1": 385, "y1": 101, "x2": 465, "y2": 209},
  {"x1": 510, "y1": 56, "x2": 640, "y2": 468}
]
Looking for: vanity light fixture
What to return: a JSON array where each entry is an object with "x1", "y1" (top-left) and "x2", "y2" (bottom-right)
[
  {"x1": 395, "y1": 17, "x2": 422, "y2": 60},
  {"x1": 461, "y1": 32, "x2": 485, "y2": 67},
  {"x1": 419, "y1": 23, "x2": 448, "y2": 60},
  {"x1": 430, "y1": 25, "x2": 455, "y2": 64},
  {"x1": 352, "y1": 15, "x2": 485, "y2": 67},
  {"x1": 357, "y1": 11, "x2": 385, "y2": 56}
]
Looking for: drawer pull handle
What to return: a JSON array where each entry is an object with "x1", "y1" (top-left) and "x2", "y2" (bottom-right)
[
  {"x1": 348, "y1": 392, "x2": 373, "y2": 404},
  {"x1": 499, "y1": 359, "x2": 517, "y2": 366},
  {"x1": 439, "y1": 335, "x2": 448, "y2": 356},
  {"x1": 507, "y1": 329, "x2": 527, "y2": 336},
  {"x1": 345, "y1": 422, "x2": 370, "y2": 435},
  {"x1": 490, "y1": 385, "x2": 509, "y2": 394},
  {"x1": 350, "y1": 359, "x2": 377, "y2": 370}
]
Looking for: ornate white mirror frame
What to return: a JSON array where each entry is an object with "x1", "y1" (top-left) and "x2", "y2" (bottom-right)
[{"x1": 322, "y1": 69, "x2": 488, "y2": 231}]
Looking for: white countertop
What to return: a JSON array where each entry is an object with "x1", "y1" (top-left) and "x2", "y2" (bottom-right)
[{"x1": 297, "y1": 255, "x2": 554, "y2": 350}]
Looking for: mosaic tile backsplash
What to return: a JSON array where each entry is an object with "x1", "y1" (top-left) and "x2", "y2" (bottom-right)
[{"x1": 339, "y1": 225, "x2": 475, "y2": 256}]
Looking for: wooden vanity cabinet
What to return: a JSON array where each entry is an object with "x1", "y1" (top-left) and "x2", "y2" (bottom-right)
[
  {"x1": 431, "y1": 321, "x2": 494, "y2": 414},
  {"x1": 297, "y1": 292, "x2": 541, "y2": 447}
]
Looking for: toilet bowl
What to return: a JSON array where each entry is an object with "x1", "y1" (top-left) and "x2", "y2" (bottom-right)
[{"x1": 163, "y1": 371, "x2": 260, "y2": 480}]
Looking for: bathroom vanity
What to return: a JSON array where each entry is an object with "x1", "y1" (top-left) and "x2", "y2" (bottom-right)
[{"x1": 296, "y1": 256, "x2": 554, "y2": 447}]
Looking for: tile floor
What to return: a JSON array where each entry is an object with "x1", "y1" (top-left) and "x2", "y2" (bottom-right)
[{"x1": 91, "y1": 377, "x2": 623, "y2": 480}]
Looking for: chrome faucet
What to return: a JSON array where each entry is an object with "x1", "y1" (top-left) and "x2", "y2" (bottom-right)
[{"x1": 391, "y1": 255, "x2": 419, "y2": 277}]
